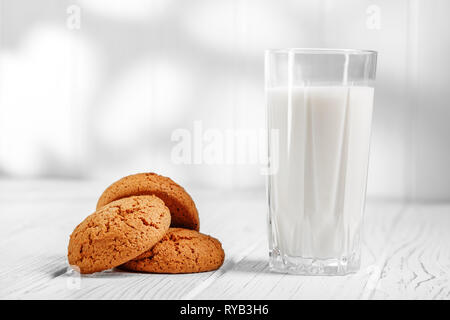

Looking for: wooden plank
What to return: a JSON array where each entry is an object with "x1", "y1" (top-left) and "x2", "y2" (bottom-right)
[
  {"x1": 194, "y1": 201, "x2": 405, "y2": 299},
  {"x1": 1, "y1": 180, "x2": 449, "y2": 299},
  {"x1": 0, "y1": 181, "x2": 100, "y2": 299},
  {"x1": 372, "y1": 204, "x2": 450, "y2": 299}
]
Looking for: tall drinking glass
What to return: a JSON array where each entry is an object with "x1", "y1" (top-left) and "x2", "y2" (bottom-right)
[{"x1": 266, "y1": 48, "x2": 377, "y2": 275}]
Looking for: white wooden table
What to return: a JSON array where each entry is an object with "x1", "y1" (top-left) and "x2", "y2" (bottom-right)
[{"x1": 1, "y1": 179, "x2": 449, "y2": 300}]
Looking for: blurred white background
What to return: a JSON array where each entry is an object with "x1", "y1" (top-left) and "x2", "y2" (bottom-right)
[{"x1": 0, "y1": 0, "x2": 449, "y2": 201}]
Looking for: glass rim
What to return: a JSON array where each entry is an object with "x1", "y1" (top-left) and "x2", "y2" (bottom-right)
[{"x1": 265, "y1": 48, "x2": 377, "y2": 56}]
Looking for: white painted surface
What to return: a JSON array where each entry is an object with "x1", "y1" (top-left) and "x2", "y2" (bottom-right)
[{"x1": 0, "y1": 179, "x2": 449, "y2": 300}]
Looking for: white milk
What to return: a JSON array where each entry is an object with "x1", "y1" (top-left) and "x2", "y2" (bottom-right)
[{"x1": 267, "y1": 86, "x2": 374, "y2": 259}]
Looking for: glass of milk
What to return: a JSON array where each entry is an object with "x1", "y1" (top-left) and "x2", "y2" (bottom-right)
[{"x1": 266, "y1": 48, "x2": 377, "y2": 275}]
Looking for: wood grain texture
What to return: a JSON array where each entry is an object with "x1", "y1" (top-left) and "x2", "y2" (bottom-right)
[
  {"x1": 194, "y1": 201, "x2": 405, "y2": 300},
  {"x1": 371, "y1": 204, "x2": 450, "y2": 299},
  {"x1": 0, "y1": 179, "x2": 449, "y2": 299}
]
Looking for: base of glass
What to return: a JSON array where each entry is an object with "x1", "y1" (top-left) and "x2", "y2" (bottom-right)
[{"x1": 269, "y1": 248, "x2": 360, "y2": 276}]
